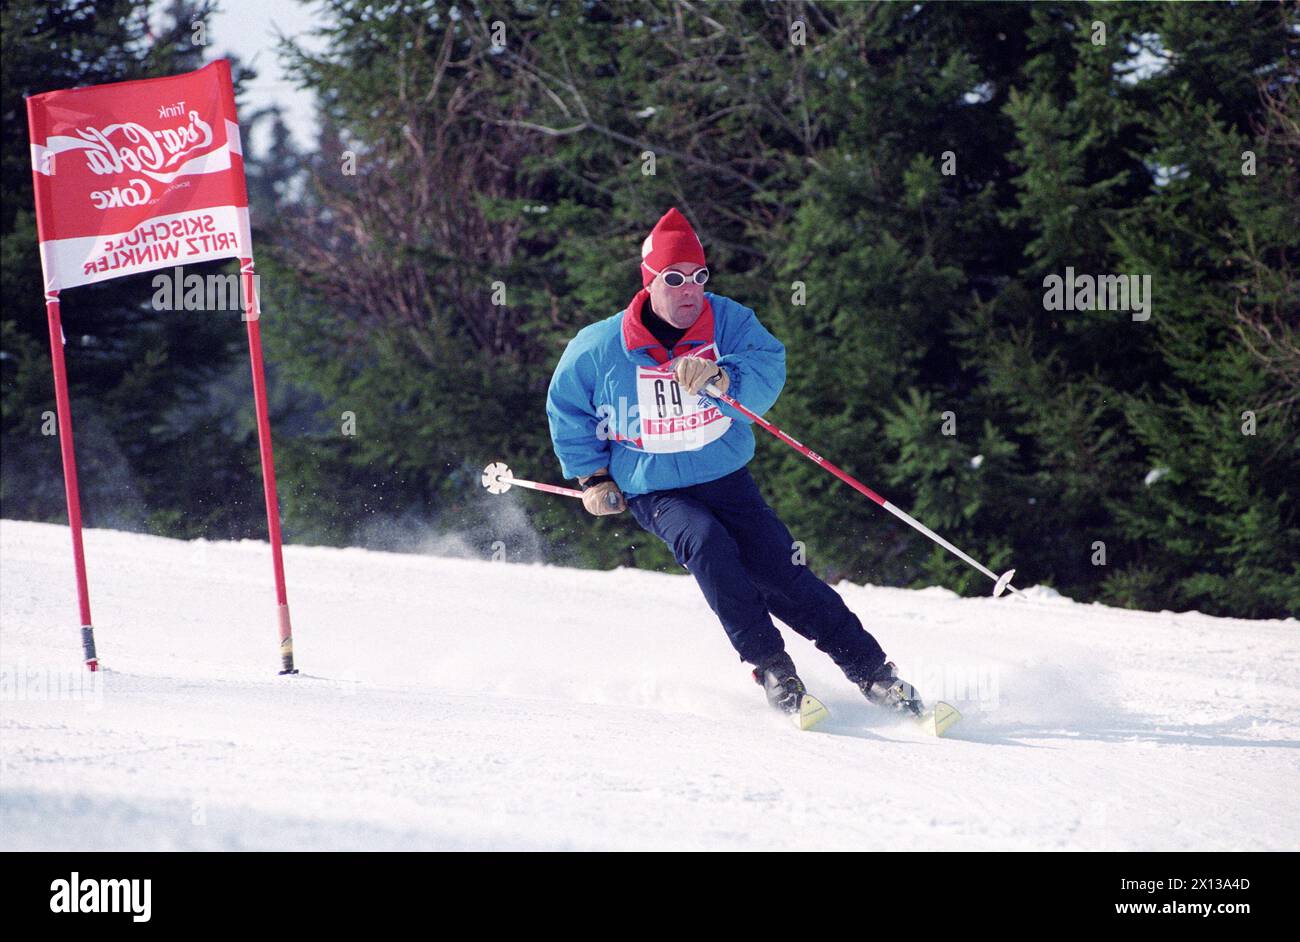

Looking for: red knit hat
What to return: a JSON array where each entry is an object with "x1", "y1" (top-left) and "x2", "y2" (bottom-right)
[{"x1": 640, "y1": 208, "x2": 706, "y2": 287}]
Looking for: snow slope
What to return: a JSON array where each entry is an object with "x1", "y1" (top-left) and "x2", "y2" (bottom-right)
[{"x1": 2, "y1": 518, "x2": 1296, "y2": 851}]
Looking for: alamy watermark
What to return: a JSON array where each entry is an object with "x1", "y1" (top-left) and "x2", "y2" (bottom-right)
[
  {"x1": 1043, "y1": 267, "x2": 1152, "y2": 321},
  {"x1": 0, "y1": 661, "x2": 104, "y2": 710},
  {"x1": 151, "y1": 265, "x2": 258, "y2": 317},
  {"x1": 50, "y1": 873, "x2": 151, "y2": 922},
  {"x1": 906, "y1": 660, "x2": 1002, "y2": 713}
]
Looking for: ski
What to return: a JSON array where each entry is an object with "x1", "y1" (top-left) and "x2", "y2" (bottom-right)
[
  {"x1": 917, "y1": 700, "x2": 962, "y2": 737},
  {"x1": 795, "y1": 693, "x2": 830, "y2": 731}
]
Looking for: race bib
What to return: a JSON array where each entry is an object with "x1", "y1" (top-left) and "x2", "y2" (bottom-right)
[{"x1": 635, "y1": 364, "x2": 731, "y2": 453}]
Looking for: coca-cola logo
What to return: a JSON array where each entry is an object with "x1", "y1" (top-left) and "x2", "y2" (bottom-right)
[
  {"x1": 72, "y1": 107, "x2": 216, "y2": 183},
  {"x1": 89, "y1": 178, "x2": 152, "y2": 209}
]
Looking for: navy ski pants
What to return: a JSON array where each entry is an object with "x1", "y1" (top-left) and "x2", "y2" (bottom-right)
[{"x1": 627, "y1": 466, "x2": 886, "y2": 679}]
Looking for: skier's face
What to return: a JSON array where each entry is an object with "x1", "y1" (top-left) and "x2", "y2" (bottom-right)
[{"x1": 650, "y1": 263, "x2": 707, "y2": 329}]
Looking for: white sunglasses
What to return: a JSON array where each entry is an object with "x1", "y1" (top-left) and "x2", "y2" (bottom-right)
[{"x1": 645, "y1": 263, "x2": 710, "y2": 288}]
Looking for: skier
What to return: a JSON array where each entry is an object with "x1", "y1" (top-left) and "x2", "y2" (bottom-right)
[{"x1": 546, "y1": 208, "x2": 922, "y2": 723}]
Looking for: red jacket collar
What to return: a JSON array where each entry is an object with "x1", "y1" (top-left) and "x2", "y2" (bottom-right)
[{"x1": 621, "y1": 289, "x2": 715, "y2": 365}]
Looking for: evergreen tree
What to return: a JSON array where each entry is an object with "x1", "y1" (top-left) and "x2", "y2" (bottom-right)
[{"x1": 9, "y1": 1, "x2": 1289, "y2": 617}]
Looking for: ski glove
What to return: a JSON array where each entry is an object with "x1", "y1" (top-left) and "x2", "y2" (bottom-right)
[
  {"x1": 578, "y1": 468, "x2": 626, "y2": 516},
  {"x1": 673, "y1": 357, "x2": 729, "y2": 397}
]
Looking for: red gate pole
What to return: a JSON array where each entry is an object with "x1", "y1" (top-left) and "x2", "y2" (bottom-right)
[
  {"x1": 240, "y1": 258, "x2": 297, "y2": 674},
  {"x1": 43, "y1": 289, "x2": 98, "y2": 671}
]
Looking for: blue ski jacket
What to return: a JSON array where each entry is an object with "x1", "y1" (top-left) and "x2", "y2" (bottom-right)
[{"x1": 546, "y1": 289, "x2": 785, "y2": 497}]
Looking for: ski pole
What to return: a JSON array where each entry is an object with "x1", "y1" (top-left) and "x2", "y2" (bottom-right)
[
  {"x1": 482, "y1": 462, "x2": 626, "y2": 512},
  {"x1": 704, "y1": 383, "x2": 1023, "y2": 598},
  {"x1": 482, "y1": 462, "x2": 584, "y2": 498}
]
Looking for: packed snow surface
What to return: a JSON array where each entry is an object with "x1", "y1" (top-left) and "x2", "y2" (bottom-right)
[{"x1": 2, "y1": 519, "x2": 1296, "y2": 850}]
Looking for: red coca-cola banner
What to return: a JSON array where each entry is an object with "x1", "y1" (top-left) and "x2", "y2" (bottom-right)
[{"x1": 26, "y1": 60, "x2": 252, "y2": 292}]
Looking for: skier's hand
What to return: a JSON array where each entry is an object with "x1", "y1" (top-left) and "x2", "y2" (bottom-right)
[
  {"x1": 674, "y1": 357, "x2": 729, "y2": 397},
  {"x1": 578, "y1": 468, "x2": 626, "y2": 516}
]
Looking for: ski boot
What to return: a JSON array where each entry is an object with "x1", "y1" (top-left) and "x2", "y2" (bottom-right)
[
  {"x1": 753, "y1": 651, "x2": 806, "y2": 713},
  {"x1": 753, "y1": 651, "x2": 828, "y2": 730},
  {"x1": 858, "y1": 660, "x2": 924, "y2": 718}
]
